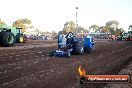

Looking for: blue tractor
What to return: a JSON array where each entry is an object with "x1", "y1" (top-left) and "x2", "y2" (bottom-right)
[{"x1": 50, "y1": 32, "x2": 94, "y2": 57}]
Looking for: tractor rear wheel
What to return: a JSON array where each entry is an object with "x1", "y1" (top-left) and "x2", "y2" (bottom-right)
[
  {"x1": 0, "y1": 32, "x2": 2, "y2": 44},
  {"x1": 74, "y1": 41, "x2": 84, "y2": 55},
  {"x1": 85, "y1": 47, "x2": 92, "y2": 53},
  {"x1": 2, "y1": 32, "x2": 15, "y2": 47}
]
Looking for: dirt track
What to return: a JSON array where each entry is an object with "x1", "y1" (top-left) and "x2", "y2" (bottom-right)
[{"x1": 0, "y1": 40, "x2": 132, "y2": 88}]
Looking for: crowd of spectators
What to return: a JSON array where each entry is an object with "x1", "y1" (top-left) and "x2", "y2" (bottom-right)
[{"x1": 26, "y1": 34, "x2": 55, "y2": 40}]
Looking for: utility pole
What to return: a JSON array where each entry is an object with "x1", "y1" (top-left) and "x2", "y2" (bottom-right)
[{"x1": 75, "y1": 7, "x2": 78, "y2": 34}]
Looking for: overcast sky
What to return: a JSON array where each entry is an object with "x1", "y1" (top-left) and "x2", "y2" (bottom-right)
[{"x1": 0, "y1": 0, "x2": 132, "y2": 32}]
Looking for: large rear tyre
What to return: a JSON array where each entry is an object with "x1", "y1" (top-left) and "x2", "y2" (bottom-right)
[
  {"x1": 85, "y1": 47, "x2": 92, "y2": 53},
  {"x1": 2, "y1": 32, "x2": 15, "y2": 47},
  {"x1": 74, "y1": 41, "x2": 84, "y2": 55}
]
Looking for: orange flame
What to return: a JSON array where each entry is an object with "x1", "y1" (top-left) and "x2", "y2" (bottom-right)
[{"x1": 78, "y1": 66, "x2": 86, "y2": 76}]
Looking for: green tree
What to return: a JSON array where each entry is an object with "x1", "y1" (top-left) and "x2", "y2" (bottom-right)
[
  {"x1": 77, "y1": 26, "x2": 89, "y2": 33},
  {"x1": 63, "y1": 21, "x2": 75, "y2": 33},
  {"x1": 51, "y1": 30, "x2": 57, "y2": 39},
  {"x1": 99, "y1": 26, "x2": 109, "y2": 33},
  {"x1": 105, "y1": 20, "x2": 119, "y2": 34},
  {"x1": 115, "y1": 28, "x2": 125, "y2": 36},
  {"x1": 128, "y1": 25, "x2": 132, "y2": 31},
  {"x1": 34, "y1": 29, "x2": 39, "y2": 35},
  {"x1": 0, "y1": 19, "x2": 6, "y2": 24},
  {"x1": 12, "y1": 18, "x2": 32, "y2": 33},
  {"x1": 28, "y1": 25, "x2": 34, "y2": 29},
  {"x1": 89, "y1": 24, "x2": 100, "y2": 32}
]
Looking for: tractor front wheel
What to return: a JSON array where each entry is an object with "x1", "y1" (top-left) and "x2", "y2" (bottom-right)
[
  {"x1": 16, "y1": 34, "x2": 24, "y2": 43},
  {"x1": 67, "y1": 51, "x2": 71, "y2": 58},
  {"x1": 79, "y1": 46, "x2": 84, "y2": 55}
]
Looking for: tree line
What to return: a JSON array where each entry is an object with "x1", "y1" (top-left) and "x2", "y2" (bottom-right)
[
  {"x1": 0, "y1": 18, "x2": 132, "y2": 36},
  {"x1": 62, "y1": 20, "x2": 132, "y2": 36}
]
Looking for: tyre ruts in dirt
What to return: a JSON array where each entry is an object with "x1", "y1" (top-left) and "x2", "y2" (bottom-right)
[{"x1": 0, "y1": 40, "x2": 132, "y2": 88}]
